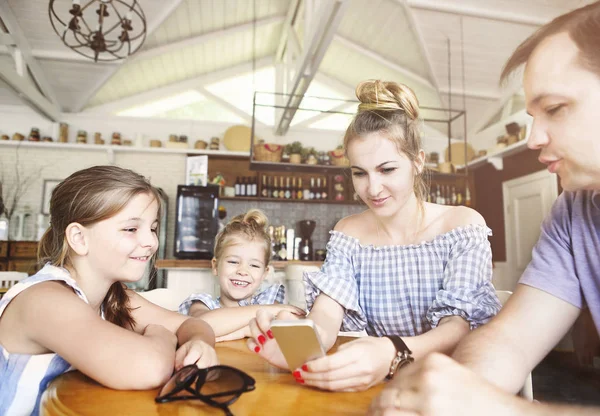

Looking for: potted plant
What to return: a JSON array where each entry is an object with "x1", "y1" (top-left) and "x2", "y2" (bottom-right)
[
  {"x1": 302, "y1": 146, "x2": 319, "y2": 165},
  {"x1": 284, "y1": 141, "x2": 303, "y2": 164}
]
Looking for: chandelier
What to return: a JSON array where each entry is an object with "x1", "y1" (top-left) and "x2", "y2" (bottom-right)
[{"x1": 48, "y1": 0, "x2": 147, "y2": 62}]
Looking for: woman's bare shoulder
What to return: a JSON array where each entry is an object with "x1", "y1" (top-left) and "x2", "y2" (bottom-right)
[
  {"x1": 436, "y1": 204, "x2": 486, "y2": 230},
  {"x1": 333, "y1": 210, "x2": 373, "y2": 238}
]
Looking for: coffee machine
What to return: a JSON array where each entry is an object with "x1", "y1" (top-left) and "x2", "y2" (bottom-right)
[{"x1": 297, "y1": 220, "x2": 316, "y2": 261}]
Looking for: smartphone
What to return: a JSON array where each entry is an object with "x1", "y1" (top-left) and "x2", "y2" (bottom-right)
[{"x1": 270, "y1": 319, "x2": 325, "y2": 371}]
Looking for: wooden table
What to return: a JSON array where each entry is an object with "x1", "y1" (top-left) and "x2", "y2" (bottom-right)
[{"x1": 42, "y1": 338, "x2": 383, "y2": 415}]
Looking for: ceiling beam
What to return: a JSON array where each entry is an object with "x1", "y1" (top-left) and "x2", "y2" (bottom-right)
[
  {"x1": 196, "y1": 86, "x2": 266, "y2": 127},
  {"x1": 0, "y1": 59, "x2": 60, "y2": 121},
  {"x1": 333, "y1": 34, "x2": 435, "y2": 90},
  {"x1": 71, "y1": 0, "x2": 185, "y2": 113},
  {"x1": 0, "y1": 2, "x2": 61, "y2": 109},
  {"x1": 84, "y1": 56, "x2": 273, "y2": 114},
  {"x1": 276, "y1": 0, "x2": 302, "y2": 62},
  {"x1": 0, "y1": 33, "x2": 14, "y2": 46},
  {"x1": 468, "y1": 76, "x2": 523, "y2": 137},
  {"x1": 406, "y1": 0, "x2": 548, "y2": 26},
  {"x1": 439, "y1": 87, "x2": 500, "y2": 101},
  {"x1": 314, "y1": 72, "x2": 356, "y2": 97},
  {"x1": 134, "y1": 15, "x2": 285, "y2": 63},
  {"x1": 396, "y1": 0, "x2": 442, "y2": 103},
  {"x1": 275, "y1": 0, "x2": 350, "y2": 135}
]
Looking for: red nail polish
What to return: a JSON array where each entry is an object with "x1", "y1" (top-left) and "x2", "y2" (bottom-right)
[
  {"x1": 267, "y1": 330, "x2": 274, "y2": 339},
  {"x1": 293, "y1": 371, "x2": 301, "y2": 378},
  {"x1": 258, "y1": 335, "x2": 266, "y2": 345},
  {"x1": 296, "y1": 378, "x2": 305, "y2": 384},
  {"x1": 254, "y1": 346, "x2": 261, "y2": 353},
  {"x1": 302, "y1": 364, "x2": 308, "y2": 372}
]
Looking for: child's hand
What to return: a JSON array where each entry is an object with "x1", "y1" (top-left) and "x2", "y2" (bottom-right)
[
  {"x1": 271, "y1": 304, "x2": 307, "y2": 317},
  {"x1": 143, "y1": 324, "x2": 177, "y2": 348},
  {"x1": 175, "y1": 339, "x2": 219, "y2": 371}
]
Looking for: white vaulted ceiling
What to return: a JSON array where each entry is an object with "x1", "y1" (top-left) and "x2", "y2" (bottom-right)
[{"x1": 0, "y1": 0, "x2": 595, "y2": 137}]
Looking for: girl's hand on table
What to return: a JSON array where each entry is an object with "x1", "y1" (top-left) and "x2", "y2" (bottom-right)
[
  {"x1": 293, "y1": 336, "x2": 393, "y2": 391},
  {"x1": 246, "y1": 308, "x2": 301, "y2": 369},
  {"x1": 175, "y1": 339, "x2": 219, "y2": 370}
]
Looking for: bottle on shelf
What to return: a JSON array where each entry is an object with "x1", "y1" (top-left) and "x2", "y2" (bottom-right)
[
  {"x1": 272, "y1": 177, "x2": 279, "y2": 199},
  {"x1": 309, "y1": 177, "x2": 316, "y2": 200},
  {"x1": 291, "y1": 177, "x2": 297, "y2": 200},
  {"x1": 303, "y1": 178, "x2": 311, "y2": 200},
  {"x1": 261, "y1": 175, "x2": 269, "y2": 198},
  {"x1": 278, "y1": 225, "x2": 287, "y2": 260},
  {"x1": 279, "y1": 176, "x2": 285, "y2": 199},
  {"x1": 240, "y1": 177, "x2": 246, "y2": 197},
  {"x1": 297, "y1": 178, "x2": 304, "y2": 200},
  {"x1": 451, "y1": 186, "x2": 457, "y2": 206},
  {"x1": 315, "y1": 178, "x2": 322, "y2": 200},
  {"x1": 321, "y1": 177, "x2": 328, "y2": 200},
  {"x1": 465, "y1": 186, "x2": 472, "y2": 207},
  {"x1": 285, "y1": 177, "x2": 292, "y2": 199},
  {"x1": 234, "y1": 176, "x2": 240, "y2": 197}
]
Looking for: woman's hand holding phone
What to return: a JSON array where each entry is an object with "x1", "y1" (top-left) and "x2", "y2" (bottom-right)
[
  {"x1": 246, "y1": 309, "x2": 300, "y2": 369},
  {"x1": 295, "y1": 336, "x2": 395, "y2": 392}
]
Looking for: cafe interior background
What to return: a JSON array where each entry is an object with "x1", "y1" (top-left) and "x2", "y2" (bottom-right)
[{"x1": 0, "y1": 0, "x2": 598, "y2": 391}]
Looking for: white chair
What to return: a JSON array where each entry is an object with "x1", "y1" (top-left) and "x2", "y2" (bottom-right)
[
  {"x1": 496, "y1": 290, "x2": 534, "y2": 401},
  {"x1": 283, "y1": 264, "x2": 320, "y2": 310},
  {"x1": 137, "y1": 288, "x2": 189, "y2": 312},
  {"x1": 0, "y1": 272, "x2": 27, "y2": 290}
]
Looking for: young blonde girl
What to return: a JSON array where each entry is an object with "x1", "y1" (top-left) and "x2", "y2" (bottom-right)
[
  {"x1": 179, "y1": 209, "x2": 304, "y2": 344},
  {"x1": 0, "y1": 166, "x2": 217, "y2": 415}
]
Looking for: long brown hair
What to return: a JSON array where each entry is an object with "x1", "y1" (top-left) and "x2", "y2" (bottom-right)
[
  {"x1": 38, "y1": 165, "x2": 162, "y2": 329},
  {"x1": 343, "y1": 79, "x2": 428, "y2": 204},
  {"x1": 501, "y1": 1, "x2": 600, "y2": 82},
  {"x1": 213, "y1": 209, "x2": 271, "y2": 265}
]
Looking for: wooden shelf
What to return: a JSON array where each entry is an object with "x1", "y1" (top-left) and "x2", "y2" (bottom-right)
[
  {"x1": 218, "y1": 196, "x2": 362, "y2": 205},
  {"x1": 0, "y1": 140, "x2": 249, "y2": 158},
  {"x1": 457, "y1": 140, "x2": 528, "y2": 170},
  {"x1": 250, "y1": 160, "x2": 349, "y2": 174},
  {"x1": 156, "y1": 259, "x2": 323, "y2": 270}
]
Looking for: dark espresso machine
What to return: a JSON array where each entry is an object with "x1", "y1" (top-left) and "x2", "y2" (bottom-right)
[{"x1": 297, "y1": 220, "x2": 316, "y2": 261}]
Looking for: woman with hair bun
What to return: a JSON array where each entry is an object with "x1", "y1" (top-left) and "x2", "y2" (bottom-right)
[
  {"x1": 179, "y1": 209, "x2": 305, "y2": 342},
  {"x1": 247, "y1": 80, "x2": 501, "y2": 391}
]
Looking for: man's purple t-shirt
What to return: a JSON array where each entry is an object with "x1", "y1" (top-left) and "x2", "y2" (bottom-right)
[{"x1": 520, "y1": 190, "x2": 600, "y2": 334}]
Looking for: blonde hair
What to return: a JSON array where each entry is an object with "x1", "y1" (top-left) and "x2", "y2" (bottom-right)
[
  {"x1": 344, "y1": 80, "x2": 428, "y2": 203},
  {"x1": 213, "y1": 209, "x2": 271, "y2": 265},
  {"x1": 501, "y1": 2, "x2": 600, "y2": 82},
  {"x1": 38, "y1": 165, "x2": 162, "y2": 330}
]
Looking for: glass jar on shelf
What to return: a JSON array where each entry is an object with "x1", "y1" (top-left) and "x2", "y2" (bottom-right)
[{"x1": 76, "y1": 130, "x2": 87, "y2": 144}]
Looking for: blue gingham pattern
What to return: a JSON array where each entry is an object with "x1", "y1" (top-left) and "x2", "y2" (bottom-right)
[
  {"x1": 304, "y1": 225, "x2": 501, "y2": 337},
  {"x1": 0, "y1": 264, "x2": 88, "y2": 416},
  {"x1": 179, "y1": 283, "x2": 285, "y2": 314}
]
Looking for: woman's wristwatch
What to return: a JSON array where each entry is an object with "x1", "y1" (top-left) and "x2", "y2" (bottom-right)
[{"x1": 383, "y1": 335, "x2": 414, "y2": 380}]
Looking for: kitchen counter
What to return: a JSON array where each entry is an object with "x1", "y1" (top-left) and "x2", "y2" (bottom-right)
[{"x1": 156, "y1": 259, "x2": 323, "y2": 270}]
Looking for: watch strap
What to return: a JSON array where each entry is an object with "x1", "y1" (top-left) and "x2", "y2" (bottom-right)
[{"x1": 384, "y1": 335, "x2": 414, "y2": 380}]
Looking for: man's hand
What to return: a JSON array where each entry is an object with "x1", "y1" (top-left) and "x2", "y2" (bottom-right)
[
  {"x1": 175, "y1": 339, "x2": 219, "y2": 371},
  {"x1": 368, "y1": 353, "x2": 527, "y2": 416}
]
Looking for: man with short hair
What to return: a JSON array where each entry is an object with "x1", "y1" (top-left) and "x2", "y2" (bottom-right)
[{"x1": 368, "y1": 2, "x2": 600, "y2": 415}]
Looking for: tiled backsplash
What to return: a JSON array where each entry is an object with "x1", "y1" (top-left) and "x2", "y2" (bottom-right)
[{"x1": 220, "y1": 200, "x2": 365, "y2": 251}]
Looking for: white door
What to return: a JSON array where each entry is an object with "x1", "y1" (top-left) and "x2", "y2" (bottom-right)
[{"x1": 502, "y1": 170, "x2": 558, "y2": 291}]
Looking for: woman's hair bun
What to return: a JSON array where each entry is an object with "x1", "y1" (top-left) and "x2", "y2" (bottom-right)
[{"x1": 356, "y1": 79, "x2": 420, "y2": 121}]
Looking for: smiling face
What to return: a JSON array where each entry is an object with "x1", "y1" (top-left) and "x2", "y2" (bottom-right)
[
  {"x1": 213, "y1": 237, "x2": 269, "y2": 305},
  {"x1": 85, "y1": 192, "x2": 159, "y2": 283},
  {"x1": 524, "y1": 32, "x2": 600, "y2": 191},
  {"x1": 348, "y1": 132, "x2": 423, "y2": 217}
]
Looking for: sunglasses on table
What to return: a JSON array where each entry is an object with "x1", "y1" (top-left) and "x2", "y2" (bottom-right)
[{"x1": 155, "y1": 364, "x2": 256, "y2": 416}]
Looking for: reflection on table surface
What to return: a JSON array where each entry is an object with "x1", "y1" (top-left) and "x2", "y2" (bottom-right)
[{"x1": 42, "y1": 337, "x2": 384, "y2": 415}]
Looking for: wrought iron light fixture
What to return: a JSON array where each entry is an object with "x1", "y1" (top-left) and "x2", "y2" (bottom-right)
[{"x1": 48, "y1": 0, "x2": 147, "y2": 62}]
